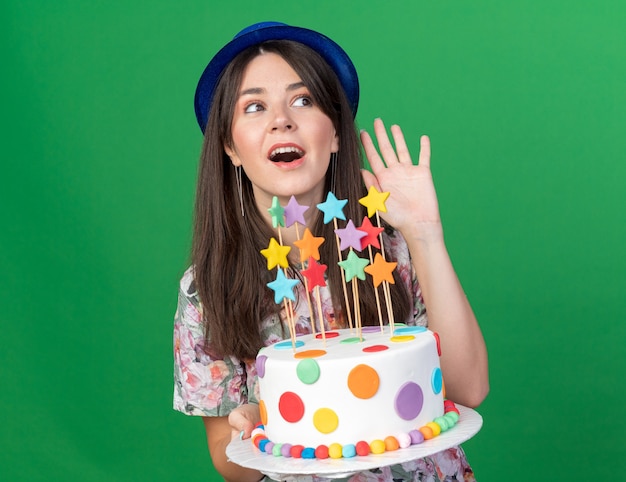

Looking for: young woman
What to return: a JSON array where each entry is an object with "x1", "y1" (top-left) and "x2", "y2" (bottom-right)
[{"x1": 174, "y1": 22, "x2": 489, "y2": 482}]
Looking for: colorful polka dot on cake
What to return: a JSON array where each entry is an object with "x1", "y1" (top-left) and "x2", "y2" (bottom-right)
[
  {"x1": 313, "y1": 408, "x2": 339, "y2": 433},
  {"x1": 293, "y1": 349, "x2": 326, "y2": 359},
  {"x1": 347, "y1": 364, "x2": 380, "y2": 399},
  {"x1": 278, "y1": 392, "x2": 304, "y2": 422},
  {"x1": 296, "y1": 358, "x2": 320, "y2": 384},
  {"x1": 272, "y1": 339, "x2": 304, "y2": 350},
  {"x1": 432, "y1": 367, "x2": 443, "y2": 394},
  {"x1": 258, "y1": 401, "x2": 267, "y2": 425},
  {"x1": 362, "y1": 344, "x2": 388, "y2": 352},
  {"x1": 395, "y1": 381, "x2": 424, "y2": 420},
  {"x1": 255, "y1": 355, "x2": 267, "y2": 377}
]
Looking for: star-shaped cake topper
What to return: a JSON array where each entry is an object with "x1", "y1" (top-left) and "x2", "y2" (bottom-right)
[
  {"x1": 317, "y1": 191, "x2": 348, "y2": 224},
  {"x1": 359, "y1": 186, "x2": 390, "y2": 218},
  {"x1": 268, "y1": 196, "x2": 285, "y2": 228},
  {"x1": 364, "y1": 252, "x2": 397, "y2": 287},
  {"x1": 358, "y1": 216, "x2": 385, "y2": 250},
  {"x1": 335, "y1": 219, "x2": 367, "y2": 251},
  {"x1": 338, "y1": 250, "x2": 370, "y2": 282},
  {"x1": 283, "y1": 195, "x2": 309, "y2": 228},
  {"x1": 260, "y1": 237, "x2": 291, "y2": 270},
  {"x1": 267, "y1": 270, "x2": 300, "y2": 304},
  {"x1": 301, "y1": 257, "x2": 327, "y2": 291},
  {"x1": 293, "y1": 228, "x2": 325, "y2": 262}
]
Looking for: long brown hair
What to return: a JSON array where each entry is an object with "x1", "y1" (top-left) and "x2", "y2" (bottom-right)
[{"x1": 192, "y1": 40, "x2": 410, "y2": 359}]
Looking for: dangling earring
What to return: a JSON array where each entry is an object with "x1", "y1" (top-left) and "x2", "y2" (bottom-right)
[
  {"x1": 235, "y1": 165, "x2": 245, "y2": 217},
  {"x1": 330, "y1": 152, "x2": 338, "y2": 193}
]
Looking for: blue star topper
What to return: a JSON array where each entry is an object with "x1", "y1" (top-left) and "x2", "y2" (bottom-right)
[
  {"x1": 316, "y1": 192, "x2": 348, "y2": 224},
  {"x1": 267, "y1": 270, "x2": 300, "y2": 304}
]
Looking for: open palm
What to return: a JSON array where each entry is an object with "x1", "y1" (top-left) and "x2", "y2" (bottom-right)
[{"x1": 360, "y1": 119, "x2": 442, "y2": 235}]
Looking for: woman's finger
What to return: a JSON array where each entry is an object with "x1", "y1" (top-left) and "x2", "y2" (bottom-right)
[
  {"x1": 373, "y1": 118, "x2": 399, "y2": 165},
  {"x1": 360, "y1": 168, "x2": 381, "y2": 192},
  {"x1": 418, "y1": 135, "x2": 431, "y2": 169},
  {"x1": 390, "y1": 124, "x2": 412, "y2": 164},
  {"x1": 360, "y1": 128, "x2": 385, "y2": 174}
]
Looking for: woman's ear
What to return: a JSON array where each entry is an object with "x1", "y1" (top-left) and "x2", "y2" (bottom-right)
[
  {"x1": 224, "y1": 144, "x2": 242, "y2": 167},
  {"x1": 331, "y1": 131, "x2": 339, "y2": 154}
]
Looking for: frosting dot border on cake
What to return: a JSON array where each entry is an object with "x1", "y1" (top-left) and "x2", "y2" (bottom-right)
[{"x1": 250, "y1": 399, "x2": 461, "y2": 460}]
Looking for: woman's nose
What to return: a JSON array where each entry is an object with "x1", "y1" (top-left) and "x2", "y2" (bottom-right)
[{"x1": 269, "y1": 107, "x2": 295, "y2": 132}]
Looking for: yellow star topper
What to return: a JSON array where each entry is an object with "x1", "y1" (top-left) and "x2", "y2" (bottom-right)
[
  {"x1": 359, "y1": 186, "x2": 390, "y2": 217},
  {"x1": 260, "y1": 237, "x2": 291, "y2": 270}
]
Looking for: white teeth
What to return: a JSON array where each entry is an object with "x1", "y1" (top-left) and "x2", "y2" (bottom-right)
[{"x1": 270, "y1": 146, "x2": 304, "y2": 158}]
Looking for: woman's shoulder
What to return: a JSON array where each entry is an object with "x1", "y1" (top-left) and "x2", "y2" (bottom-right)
[
  {"x1": 176, "y1": 266, "x2": 203, "y2": 322},
  {"x1": 179, "y1": 266, "x2": 197, "y2": 298}
]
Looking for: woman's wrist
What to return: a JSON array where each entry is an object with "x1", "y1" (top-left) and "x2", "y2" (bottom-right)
[{"x1": 398, "y1": 220, "x2": 445, "y2": 247}]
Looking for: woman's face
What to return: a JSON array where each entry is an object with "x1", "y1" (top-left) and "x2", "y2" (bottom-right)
[{"x1": 224, "y1": 52, "x2": 339, "y2": 211}]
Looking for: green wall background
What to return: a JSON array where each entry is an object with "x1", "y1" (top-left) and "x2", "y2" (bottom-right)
[{"x1": 2, "y1": 1, "x2": 625, "y2": 480}]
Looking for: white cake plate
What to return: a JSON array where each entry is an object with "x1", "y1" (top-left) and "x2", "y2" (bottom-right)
[{"x1": 226, "y1": 404, "x2": 482, "y2": 481}]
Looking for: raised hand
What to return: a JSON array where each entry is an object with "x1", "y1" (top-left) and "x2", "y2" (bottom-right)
[
  {"x1": 360, "y1": 118, "x2": 442, "y2": 239},
  {"x1": 361, "y1": 120, "x2": 489, "y2": 408}
]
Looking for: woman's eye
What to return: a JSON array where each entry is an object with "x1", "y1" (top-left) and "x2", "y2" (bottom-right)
[
  {"x1": 244, "y1": 102, "x2": 264, "y2": 113},
  {"x1": 293, "y1": 96, "x2": 312, "y2": 107}
]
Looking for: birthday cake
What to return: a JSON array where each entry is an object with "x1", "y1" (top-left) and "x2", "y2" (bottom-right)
[
  {"x1": 252, "y1": 326, "x2": 460, "y2": 459},
  {"x1": 252, "y1": 191, "x2": 460, "y2": 459}
]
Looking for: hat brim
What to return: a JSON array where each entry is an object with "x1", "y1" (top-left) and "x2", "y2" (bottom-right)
[{"x1": 194, "y1": 24, "x2": 359, "y2": 133}]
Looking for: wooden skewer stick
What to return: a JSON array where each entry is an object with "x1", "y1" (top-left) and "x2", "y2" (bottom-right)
[
  {"x1": 375, "y1": 212, "x2": 395, "y2": 333},
  {"x1": 333, "y1": 218, "x2": 353, "y2": 331},
  {"x1": 314, "y1": 285, "x2": 326, "y2": 346},
  {"x1": 293, "y1": 223, "x2": 316, "y2": 335},
  {"x1": 277, "y1": 226, "x2": 298, "y2": 348},
  {"x1": 352, "y1": 277, "x2": 362, "y2": 341},
  {"x1": 367, "y1": 244, "x2": 385, "y2": 333}
]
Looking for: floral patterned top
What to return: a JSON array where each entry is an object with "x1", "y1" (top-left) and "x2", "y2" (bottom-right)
[{"x1": 173, "y1": 229, "x2": 476, "y2": 481}]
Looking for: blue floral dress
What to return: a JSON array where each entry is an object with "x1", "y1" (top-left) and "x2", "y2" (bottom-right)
[{"x1": 173, "y1": 229, "x2": 476, "y2": 481}]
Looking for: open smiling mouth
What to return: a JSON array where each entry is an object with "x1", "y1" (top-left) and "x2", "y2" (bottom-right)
[{"x1": 269, "y1": 146, "x2": 305, "y2": 163}]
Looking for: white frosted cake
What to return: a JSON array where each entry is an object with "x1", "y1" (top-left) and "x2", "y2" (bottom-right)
[{"x1": 252, "y1": 325, "x2": 460, "y2": 459}]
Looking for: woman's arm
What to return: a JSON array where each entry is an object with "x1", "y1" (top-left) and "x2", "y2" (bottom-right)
[
  {"x1": 202, "y1": 404, "x2": 263, "y2": 482},
  {"x1": 361, "y1": 119, "x2": 489, "y2": 407},
  {"x1": 400, "y1": 227, "x2": 489, "y2": 407}
]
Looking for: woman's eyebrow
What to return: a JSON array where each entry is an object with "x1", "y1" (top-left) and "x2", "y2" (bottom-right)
[
  {"x1": 239, "y1": 87, "x2": 264, "y2": 96},
  {"x1": 239, "y1": 82, "x2": 306, "y2": 97},
  {"x1": 287, "y1": 81, "x2": 306, "y2": 91}
]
